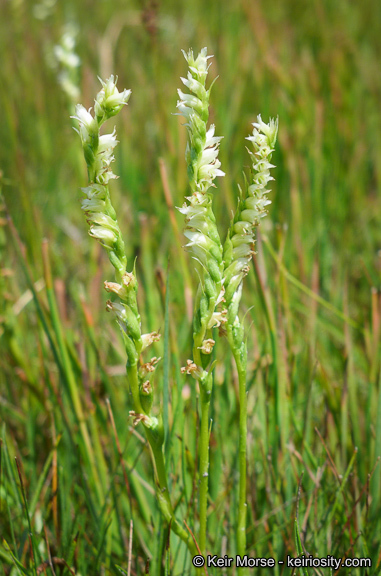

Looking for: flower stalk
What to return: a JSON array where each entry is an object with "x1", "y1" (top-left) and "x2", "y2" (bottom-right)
[
  {"x1": 177, "y1": 47, "x2": 225, "y2": 556},
  {"x1": 74, "y1": 76, "x2": 198, "y2": 558},
  {"x1": 73, "y1": 63, "x2": 279, "y2": 570},
  {"x1": 223, "y1": 115, "x2": 278, "y2": 557}
]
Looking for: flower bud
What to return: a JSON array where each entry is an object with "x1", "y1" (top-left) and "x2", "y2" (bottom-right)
[
  {"x1": 95, "y1": 75, "x2": 131, "y2": 119},
  {"x1": 89, "y1": 226, "x2": 116, "y2": 248}
]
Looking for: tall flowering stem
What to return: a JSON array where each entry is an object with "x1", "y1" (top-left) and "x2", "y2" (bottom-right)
[
  {"x1": 224, "y1": 116, "x2": 278, "y2": 558},
  {"x1": 53, "y1": 24, "x2": 81, "y2": 106},
  {"x1": 177, "y1": 48, "x2": 225, "y2": 555},
  {"x1": 73, "y1": 77, "x2": 198, "y2": 557}
]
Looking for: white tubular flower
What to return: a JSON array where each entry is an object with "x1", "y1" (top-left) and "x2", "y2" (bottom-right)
[
  {"x1": 94, "y1": 75, "x2": 131, "y2": 119},
  {"x1": 89, "y1": 213, "x2": 119, "y2": 233},
  {"x1": 224, "y1": 115, "x2": 278, "y2": 304},
  {"x1": 98, "y1": 130, "x2": 118, "y2": 155},
  {"x1": 81, "y1": 198, "x2": 106, "y2": 213},
  {"x1": 73, "y1": 77, "x2": 130, "y2": 186},
  {"x1": 89, "y1": 226, "x2": 117, "y2": 248},
  {"x1": 81, "y1": 184, "x2": 107, "y2": 199},
  {"x1": 106, "y1": 300, "x2": 141, "y2": 343},
  {"x1": 106, "y1": 300, "x2": 127, "y2": 322},
  {"x1": 73, "y1": 104, "x2": 98, "y2": 146}
]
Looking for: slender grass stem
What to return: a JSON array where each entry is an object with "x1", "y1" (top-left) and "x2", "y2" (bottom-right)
[
  {"x1": 263, "y1": 237, "x2": 364, "y2": 332},
  {"x1": 42, "y1": 240, "x2": 104, "y2": 504},
  {"x1": 147, "y1": 429, "x2": 198, "y2": 556}
]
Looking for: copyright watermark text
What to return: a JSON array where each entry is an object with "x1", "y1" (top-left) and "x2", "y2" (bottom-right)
[{"x1": 192, "y1": 554, "x2": 372, "y2": 570}]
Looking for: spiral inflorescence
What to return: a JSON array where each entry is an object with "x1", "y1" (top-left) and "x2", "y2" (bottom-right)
[{"x1": 223, "y1": 115, "x2": 278, "y2": 306}]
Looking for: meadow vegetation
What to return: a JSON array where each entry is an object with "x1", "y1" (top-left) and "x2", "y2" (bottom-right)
[{"x1": 0, "y1": 0, "x2": 381, "y2": 574}]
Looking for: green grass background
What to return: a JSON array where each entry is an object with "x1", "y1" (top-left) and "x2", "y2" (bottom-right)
[{"x1": 1, "y1": 0, "x2": 381, "y2": 574}]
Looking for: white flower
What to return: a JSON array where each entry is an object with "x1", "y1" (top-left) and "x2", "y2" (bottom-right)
[
  {"x1": 180, "y1": 73, "x2": 207, "y2": 100},
  {"x1": 94, "y1": 75, "x2": 131, "y2": 118},
  {"x1": 98, "y1": 131, "x2": 118, "y2": 154},
  {"x1": 81, "y1": 184, "x2": 106, "y2": 199},
  {"x1": 251, "y1": 115, "x2": 278, "y2": 148},
  {"x1": 89, "y1": 226, "x2": 116, "y2": 248},
  {"x1": 73, "y1": 104, "x2": 95, "y2": 131},
  {"x1": 176, "y1": 51, "x2": 224, "y2": 196},
  {"x1": 223, "y1": 115, "x2": 278, "y2": 303},
  {"x1": 81, "y1": 198, "x2": 106, "y2": 213},
  {"x1": 181, "y1": 47, "x2": 211, "y2": 81},
  {"x1": 105, "y1": 301, "x2": 133, "y2": 336},
  {"x1": 89, "y1": 213, "x2": 119, "y2": 233}
]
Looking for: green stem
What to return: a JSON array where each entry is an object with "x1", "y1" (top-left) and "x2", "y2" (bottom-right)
[
  {"x1": 126, "y1": 363, "x2": 144, "y2": 414},
  {"x1": 198, "y1": 386, "x2": 211, "y2": 556},
  {"x1": 227, "y1": 324, "x2": 248, "y2": 563},
  {"x1": 193, "y1": 337, "x2": 212, "y2": 557},
  {"x1": 127, "y1": 363, "x2": 199, "y2": 562},
  {"x1": 235, "y1": 350, "x2": 248, "y2": 559}
]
